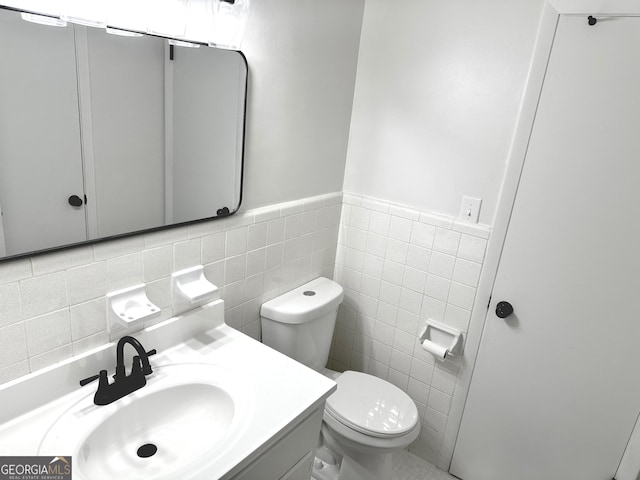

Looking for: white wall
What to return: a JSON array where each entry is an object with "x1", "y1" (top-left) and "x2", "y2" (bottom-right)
[
  {"x1": 344, "y1": 0, "x2": 544, "y2": 224},
  {"x1": 240, "y1": 0, "x2": 365, "y2": 210}
]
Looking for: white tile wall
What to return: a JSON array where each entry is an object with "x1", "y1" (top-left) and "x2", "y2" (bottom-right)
[
  {"x1": 0, "y1": 193, "x2": 342, "y2": 386},
  {"x1": 330, "y1": 193, "x2": 490, "y2": 465}
]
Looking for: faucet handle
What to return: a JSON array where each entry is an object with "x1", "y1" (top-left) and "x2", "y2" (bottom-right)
[
  {"x1": 142, "y1": 349, "x2": 157, "y2": 375},
  {"x1": 80, "y1": 370, "x2": 109, "y2": 388},
  {"x1": 80, "y1": 370, "x2": 107, "y2": 387},
  {"x1": 80, "y1": 372, "x2": 101, "y2": 386}
]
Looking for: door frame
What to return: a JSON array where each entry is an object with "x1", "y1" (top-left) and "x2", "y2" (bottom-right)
[{"x1": 441, "y1": 0, "x2": 640, "y2": 471}]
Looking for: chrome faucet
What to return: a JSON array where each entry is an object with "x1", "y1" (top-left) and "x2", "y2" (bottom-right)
[{"x1": 79, "y1": 336, "x2": 157, "y2": 406}]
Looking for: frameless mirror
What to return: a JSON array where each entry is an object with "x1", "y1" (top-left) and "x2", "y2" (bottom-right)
[{"x1": 0, "y1": 7, "x2": 246, "y2": 260}]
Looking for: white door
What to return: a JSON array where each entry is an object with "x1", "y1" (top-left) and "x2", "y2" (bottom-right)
[
  {"x1": 0, "y1": 11, "x2": 87, "y2": 257},
  {"x1": 451, "y1": 15, "x2": 640, "y2": 480}
]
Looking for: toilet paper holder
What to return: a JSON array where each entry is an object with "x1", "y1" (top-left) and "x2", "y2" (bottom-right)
[{"x1": 419, "y1": 320, "x2": 463, "y2": 359}]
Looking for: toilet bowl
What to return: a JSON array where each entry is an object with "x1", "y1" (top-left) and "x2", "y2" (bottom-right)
[{"x1": 260, "y1": 277, "x2": 420, "y2": 480}]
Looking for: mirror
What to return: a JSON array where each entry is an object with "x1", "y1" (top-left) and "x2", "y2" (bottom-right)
[{"x1": 0, "y1": 7, "x2": 246, "y2": 260}]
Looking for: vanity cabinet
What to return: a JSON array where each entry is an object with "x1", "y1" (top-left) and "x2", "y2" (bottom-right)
[{"x1": 230, "y1": 406, "x2": 324, "y2": 480}]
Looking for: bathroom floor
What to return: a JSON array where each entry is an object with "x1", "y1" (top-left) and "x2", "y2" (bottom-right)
[{"x1": 392, "y1": 450, "x2": 459, "y2": 480}]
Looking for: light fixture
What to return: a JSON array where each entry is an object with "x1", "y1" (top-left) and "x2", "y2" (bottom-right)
[
  {"x1": 60, "y1": 0, "x2": 107, "y2": 28},
  {"x1": 208, "y1": 0, "x2": 250, "y2": 50},
  {"x1": 146, "y1": 0, "x2": 189, "y2": 38},
  {"x1": 20, "y1": 12, "x2": 67, "y2": 27},
  {"x1": 184, "y1": 0, "x2": 214, "y2": 43},
  {"x1": 106, "y1": 28, "x2": 143, "y2": 38},
  {"x1": 7, "y1": 0, "x2": 60, "y2": 17},
  {"x1": 107, "y1": 0, "x2": 146, "y2": 33},
  {"x1": 168, "y1": 39, "x2": 201, "y2": 48}
]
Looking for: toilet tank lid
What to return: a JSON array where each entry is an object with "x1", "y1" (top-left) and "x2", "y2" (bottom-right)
[{"x1": 260, "y1": 277, "x2": 344, "y2": 325}]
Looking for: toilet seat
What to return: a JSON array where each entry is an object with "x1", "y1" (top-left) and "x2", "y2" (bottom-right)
[{"x1": 325, "y1": 371, "x2": 418, "y2": 439}]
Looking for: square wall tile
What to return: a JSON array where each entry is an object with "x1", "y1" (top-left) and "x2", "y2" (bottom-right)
[
  {"x1": 369, "y1": 211, "x2": 391, "y2": 236},
  {"x1": 452, "y1": 258, "x2": 482, "y2": 287},
  {"x1": 0, "y1": 259, "x2": 32, "y2": 286},
  {"x1": 399, "y1": 288, "x2": 422, "y2": 315},
  {"x1": 406, "y1": 245, "x2": 431, "y2": 272},
  {"x1": 444, "y1": 304, "x2": 472, "y2": 332},
  {"x1": 20, "y1": 272, "x2": 68, "y2": 318},
  {"x1": 403, "y1": 268, "x2": 427, "y2": 293},
  {"x1": 70, "y1": 298, "x2": 107, "y2": 340},
  {"x1": 410, "y1": 223, "x2": 436, "y2": 249},
  {"x1": 174, "y1": 239, "x2": 202, "y2": 271},
  {"x1": 0, "y1": 361, "x2": 30, "y2": 385},
  {"x1": 421, "y1": 296, "x2": 447, "y2": 322},
  {"x1": 225, "y1": 255, "x2": 247, "y2": 285},
  {"x1": 284, "y1": 214, "x2": 302, "y2": 240},
  {"x1": 31, "y1": 246, "x2": 93, "y2": 276},
  {"x1": 246, "y1": 248, "x2": 266, "y2": 277},
  {"x1": 300, "y1": 211, "x2": 316, "y2": 235},
  {"x1": 267, "y1": 218, "x2": 285, "y2": 245},
  {"x1": 226, "y1": 227, "x2": 248, "y2": 257},
  {"x1": 428, "y1": 252, "x2": 456, "y2": 279},
  {"x1": 424, "y1": 274, "x2": 451, "y2": 302},
  {"x1": 25, "y1": 309, "x2": 71, "y2": 357},
  {"x1": 379, "y1": 281, "x2": 402, "y2": 307},
  {"x1": 106, "y1": 253, "x2": 143, "y2": 291},
  {"x1": 362, "y1": 254, "x2": 384, "y2": 278},
  {"x1": 458, "y1": 234, "x2": 487, "y2": 263},
  {"x1": 0, "y1": 323, "x2": 28, "y2": 368},
  {"x1": 385, "y1": 239, "x2": 409, "y2": 264},
  {"x1": 389, "y1": 216, "x2": 413, "y2": 243},
  {"x1": 315, "y1": 207, "x2": 329, "y2": 230},
  {"x1": 431, "y1": 367, "x2": 457, "y2": 395},
  {"x1": 143, "y1": 246, "x2": 173, "y2": 283},
  {"x1": 265, "y1": 244, "x2": 284, "y2": 271},
  {"x1": 348, "y1": 227, "x2": 368, "y2": 251},
  {"x1": 393, "y1": 329, "x2": 416, "y2": 355},
  {"x1": 410, "y1": 358, "x2": 435, "y2": 385},
  {"x1": 247, "y1": 222, "x2": 268, "y2": 251},
  {"x1": 94, "y1": 236, "x2": 144, "y2": 261},
  {"x1": 396, "y1": 309, "x2": 420, "y2": 335},
  {"x1": 382, "y1": 261, "x2": 405, "y2": 285},
  {"x1": 0, "y1": 283, "x2": 22, "y2": 328},
  {"x1": 433, "y1": 229, "x2": 461, "y2": 255},
  {"x1": 390, "y1": 349, "x2": 413, "y2": 374},
  {"x1": 350, "y1": 206, "x2": 371, "y2": 230},
  {"x1": 202, "y1": 232, "x2": 225, "y2": 264},
  {"x1": 66, "y1": 262, "x2": 107, "y2": 306},
  {"x1": 377, "y1": 301, "x2": 398, "y2": 326},
  {"x1": 29, "y1": 345, "x2": 73, "y2": 372},
  {"x1": 448, "y1": 282, "x2": 476, "y2": 310}
]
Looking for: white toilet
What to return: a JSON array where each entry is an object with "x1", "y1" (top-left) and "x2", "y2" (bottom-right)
[{"x1": 261, "y1": 277, "x2": 420, "y2": 480}]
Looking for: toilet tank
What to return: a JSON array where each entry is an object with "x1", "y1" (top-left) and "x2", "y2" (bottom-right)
[{"x1": 261, "y1": 277, "x2": 344, "y2": 372}]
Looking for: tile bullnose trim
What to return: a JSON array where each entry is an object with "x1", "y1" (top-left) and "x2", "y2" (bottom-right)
[{"x1": 343, "y1": 192, "x2": 492, "y2": 238}]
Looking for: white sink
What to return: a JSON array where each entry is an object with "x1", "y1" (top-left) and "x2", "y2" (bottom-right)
[{"x1": 38, "y1": 363, "x2": 254, "y2": 480}]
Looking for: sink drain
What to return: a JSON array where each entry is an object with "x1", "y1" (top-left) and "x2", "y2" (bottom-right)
[{"x1": 137, "y1": 443, "x2": 158, "y2": 458}]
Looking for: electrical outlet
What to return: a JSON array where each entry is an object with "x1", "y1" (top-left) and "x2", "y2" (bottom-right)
[{"x1": 459, "y1": 196, "x2": 482, "y2": 223}]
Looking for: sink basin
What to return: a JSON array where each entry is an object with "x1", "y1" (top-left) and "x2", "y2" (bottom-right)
[{"x1": 38, "y1": 363, "x2": 253, "y2": 480}]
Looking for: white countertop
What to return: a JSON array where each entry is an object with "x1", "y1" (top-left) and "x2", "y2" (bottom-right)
[{"x1": 0, "y1": 300, "x2": 336, "y2": 479}]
